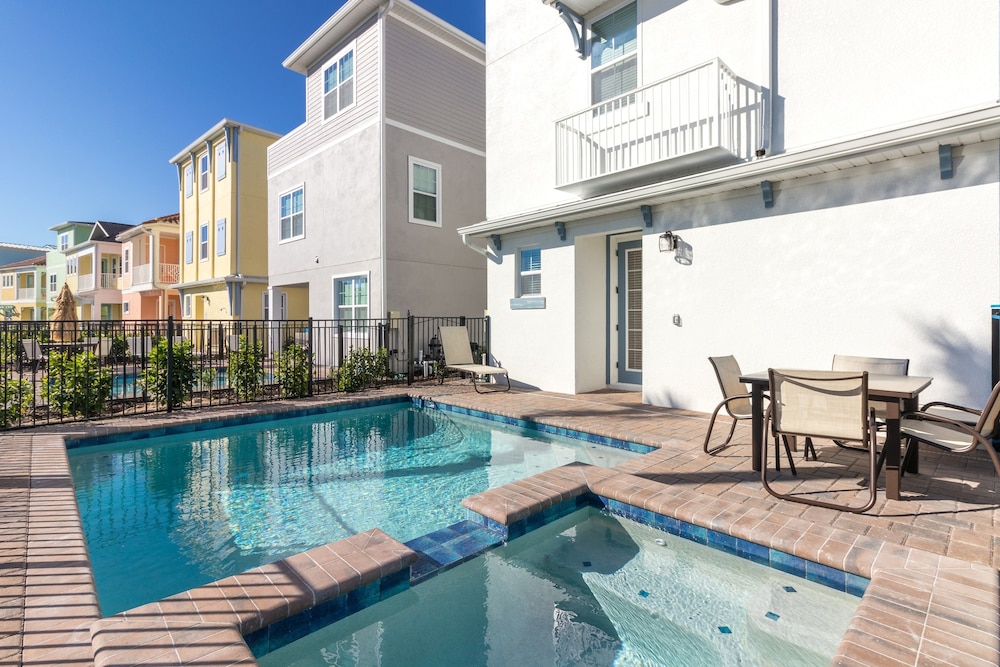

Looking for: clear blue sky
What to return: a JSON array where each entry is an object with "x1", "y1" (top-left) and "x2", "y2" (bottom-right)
[{"x1": 0, "y1": 0, "x2": 485, "y2": 247}]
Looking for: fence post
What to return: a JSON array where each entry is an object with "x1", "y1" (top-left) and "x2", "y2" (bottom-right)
[
  {"x1": 337, "y1": 325, "x2": 345, "y2": 368},
  {"x1": 406, "y1": 312, "x2": 414, "y2": 386},
  {"x1": 166, "y1": 316, "x2": 174, "y2": 412},
  {"x1": 307, "y1": 317, "x2": 314, "y2": 397}
]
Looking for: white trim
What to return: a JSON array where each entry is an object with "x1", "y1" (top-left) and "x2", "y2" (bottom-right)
[
  {"x1": 215, "y1": 218, "x2": 227, "y2": 256},
  {"x1": 278, "y1": 184, "x2": 306, "y2": 243},
  {"x1": 268, "y1": 117, "x2": 380, "y2": 178},
  {"x1": 408, "y1": 156, "x2": 442, "y2": 227},
  {"x1": 198, "y1": 222, "x2": 209, "y2": 262},
  {"x1": 184, "y1": 164, "x2": 194, "y2": 198},
  {"x1": 517, "y1": 246, "x2": 542, "y2": 297},
  {"x1": 184, "y1": 231, "x2": 194, "y2": 264},
  {"x1": 385, "y1": 118, "x2": 486, "y2": 157},
  {"x1": 321, "y1": 40, "x2": 357, "y2": 122},
  {"x1": 331, "y1": 271, "x2": 371, "y2": 321},
  {"x1": 215, "y1": 140, "x2": 228, "y2": 180},
  {"x1": 183, "y1": 294, "x2": 192, "y2": 318},
  {"x1": 588, "y1": 0, "x2": 640, "y2": 104},
  {"x1": 198, "y1": 153, "x2": 211, "y2": 192}
]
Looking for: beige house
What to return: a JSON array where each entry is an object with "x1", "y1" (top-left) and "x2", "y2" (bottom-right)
[{"x1": 170, "y1": 120, "x2": 281, "y2": 321}]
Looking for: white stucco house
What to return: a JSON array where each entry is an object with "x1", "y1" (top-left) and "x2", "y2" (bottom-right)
[
  {"x1": 460, "y1": 0, "x2": 1000, "y2": 411},
  {"x1": 267, "y1": 0, "x2": 486, "y2": 323}
]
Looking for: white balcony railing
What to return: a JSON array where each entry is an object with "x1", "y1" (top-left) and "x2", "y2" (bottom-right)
[
  {"x1": 133, "y1": 263, "x2": 152, "y2": 285},
  {"x1": 159, "y1": 263, "x2": 180, "y2": 284},
  {"x1": 132, "y1": 263, "x2": 181, "y2": 286},
  {"x1": 16, "y1": 288, "x2": 38, "y2": 301},
  {"x1": 100, "y1": 272, "x2": 117, "y2": 289},
  {"x1": 555, "y1": 58, "x2": 762, "y2": 196},
  {"x1": 78, "y1": 273, "x2": 118, "y2": 291},
  {"x1": 78, "y1": 274, "x2": 94, "y2": 291}
]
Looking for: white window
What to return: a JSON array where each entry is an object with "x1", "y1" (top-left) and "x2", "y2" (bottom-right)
[
  {"x1": 215, "y1": 218, "x2": 226, "y2": 256},
  {"x1": 49, "y1": 273, "x2": 57, "y2": 294},
  {"x1": 1, "y1": 275, "x2": 12, "y2": 288},
  {"x1": 184, "y1": 165, "x2": 193, "y2": 198},
  {"x1": 24, "y1": 274, "x2": 33, "y2": 289},
  {"x1": 199, "y1": 153, "x2": 210, "y2": 191},
  {"x1": 123, "y1": 301, "x2": 130, "y2": 315},
  {"x1": 58, "y1": 232, "x2": 70, "y2": 251},
  {"x1": 215, "y1": 140, "x2": 227, "y2": 180},
  {"x1": 279, "y1": 186, "x2": 305, "y2": 242},
  {"x1": 334, "y1": 275, "x2": 368, "y2": 321},
  {"x1": 184, "y1": 294, "x2": 192, "y2": 317},
  {"x1": 518, "y1": 248, "x2": 542, "y2": 296},
  {"x1": 199, "y1": 223, "x2": 209, "y2": 261},
  {"x1": 323, "y1": 44, "x2": 355, "y2": 119},
  {"x1": 184, "y1": 231, "x2": 194, "y2": 264},
  {"x1": 409, "y1": 157, "x2": 441, "y2": 226},
  {"x1": 123, "y1": 247, "x2": 130, "y2": 274},
  {"x1": 67, "y1": 257, "x2": 78, "y2": 275},
  {"x1": 590, "y1": 2, "x2": 638, "y2": 105},
  {"x1": 262, "y1": 291, "x2": 270, "y2": 321}
]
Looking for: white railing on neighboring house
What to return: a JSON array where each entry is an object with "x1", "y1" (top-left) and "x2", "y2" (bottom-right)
[
  {"x1": 555, "y1": 58, "x2": 762, "y2": 192},
  {"x1": 78, "y1": 274, "x2": 94, "y2": 291},
  {"x1": 100, "y1": 272, "x2": 117, "y2": 289},
  {"x1": 133, "y1": 263, "x2": 152, "y2": 285},
  {"x1": 16, "y1": 288, "x2": 37, "y2": 301},
  {"x1": 159, "y1": 263, "x2": 180, "y2": 284}
]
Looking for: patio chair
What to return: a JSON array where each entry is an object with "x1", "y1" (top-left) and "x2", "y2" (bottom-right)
[
  {"x1": 18, "y1": 339, "x2": 44, "y2": 373},
  {"x1": 703, "y1": 355, "x2": 763, "y2": 455},
  {"x1": 438, "y1": 326, "x2": 509, "y2": 393},
  {"x1": 898, "y1": 381, "x2": 1000, "y2": 485},
  {"x1": 762, "y1": 369, "x2": 879, "y2": 513},
  {"x1": 126, "y1": 336, "x2": 152, "y2": 360},
  {"x1": 831, "y1": 354, "x2": 909, "y2": 451}
]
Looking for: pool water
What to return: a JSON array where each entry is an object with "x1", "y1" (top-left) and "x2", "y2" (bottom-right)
[
  {"x1": 259, "y1": 508, "x2": 859, "y2": 667},
  {"x1": 69, "y1": 403, "x2": 639, "y2": 615}
]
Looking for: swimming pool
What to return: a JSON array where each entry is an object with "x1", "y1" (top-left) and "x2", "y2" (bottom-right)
[
  {"x1": 257, "y1": 507, "x2": 861, "y2": 667},
  {"x1": 69, "y1": 401, "x2": 641, "y2": 615}
]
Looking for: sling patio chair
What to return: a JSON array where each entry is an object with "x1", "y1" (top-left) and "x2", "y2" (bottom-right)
[
  {"x1": 898, "y1": 381, "x2": 1000, "y2": 488},
  {"x1": 438, "y1": 326, "x2": 509, "y2": 393},
  {"x1": 18, "y1": 339, "x2": 44, "y2": 373},
  {"x1": 703, "y1": 355, "x2": 765, "y2": 455},
  {"x1": 830, "y1": 354, "x2": 909, "y2": 453},
  {"x1": 762, "y1": 369, "x2": 879, "y2": 513}
]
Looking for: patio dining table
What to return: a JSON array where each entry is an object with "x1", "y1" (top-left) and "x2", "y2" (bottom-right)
[{"x1": 740, "y1": 370, "x2": 933, "y2": 501}]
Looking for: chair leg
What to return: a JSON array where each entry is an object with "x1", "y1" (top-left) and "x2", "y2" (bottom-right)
[
  {"x1": 804, "y1": 437, "x2": 818, "y2": 461},
  {"x1": 780, "y1": 436, "x2": 797, "y2": 475},
  {"x1": 703, "y1": 404, "x2": 738, "y2": 455}
]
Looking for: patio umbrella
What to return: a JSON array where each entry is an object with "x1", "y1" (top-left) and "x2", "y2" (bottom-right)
[{"x1": 50, "y1": 283, "x2": 78, "y2": 343}]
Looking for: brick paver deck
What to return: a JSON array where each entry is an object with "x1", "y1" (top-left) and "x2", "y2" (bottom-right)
[{"x1": 3, "y1": 382, "x2": 999, "y2": 665}]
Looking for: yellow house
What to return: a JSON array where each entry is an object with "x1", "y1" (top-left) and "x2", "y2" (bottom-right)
[
  {"x1": 169, "y1": 119, "x2": 281, "y2": 321},
  {"x1": 0, "y1": 256, "x2": 47, "y2": 321}
]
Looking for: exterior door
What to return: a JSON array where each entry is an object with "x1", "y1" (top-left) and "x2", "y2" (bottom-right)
[{"x1": 616, "y1": 240, "x2": 642, "y2": 385}]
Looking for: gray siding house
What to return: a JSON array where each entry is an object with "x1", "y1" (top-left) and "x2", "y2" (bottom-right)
[{"x1": 267, "y1": 0, "x2": 486, "y2": 322}]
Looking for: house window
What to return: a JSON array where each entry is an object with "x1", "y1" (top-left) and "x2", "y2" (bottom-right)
[
  {"x1": 184, "y1": 231, "x2": 194, "y2": 264},
  {"x1": 518, "y1": 248, "x2": 542, "y2": 296},
  {"x1": 24, "y1": 274, "x2": 33, "y2": 289},
  {"x1": 67, "y1": 257, "x2": 78, "y2": 275},
  {"x1": 123, "y1": 247, "x2": 130, "y2": 274},
  {"x1": 262, "y1": 291, "x2": 270, "y2": 321},
  {"x1": 323, "y1": 45, "x2": 355, "y2": 119},
  {"x1": 184, "y1": 165, "x2": 193, "y2": 198},
  {"x1": 184, "y1": 294, "x2": 192, "y2": 317},
  {"x1": 279, "y1": 186, "x2": 305, "y2": 241},
  {"x1": 49, "y1": 273, "x2": 57, "y2": 294},
  {"x1": 58, "y1": 232, "x2": 70, "y2": 251},
  {"x1": 215, "y1": 219, "x2": 226, "y2": 256},
  {"x1": 409, "y1": 157, "x2": 441, "y2": 226},
  {"x1": 1, "y1": 275, "x2": 12, "y2": 288},
  {"x1": 199, "y1": 223, "x2": 209, "y2": 261},
  {"x1": 215, "y1": 141, "x2": 227, "y2": 180},
  {"x1": 590, "y1": 2, "x2": 638, "y2": 104},
  {"x1": 199, "y1": 154, "x2": 210, "y2": 191},
  {"x1": 123, "y1": 301, "x2": 130, "y2": 315},
  {"x1": 334, "y1": 275, "x2": 368, "y2": 321}
]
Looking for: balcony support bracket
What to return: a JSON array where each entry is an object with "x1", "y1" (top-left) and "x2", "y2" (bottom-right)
[
  {"x1": 760, "y1": 180, "x2": 774, "y2": 209},
  {"x1": 553, "y1": 2, "x2": 586, "y2": 59},
  {"x1": 555, "y1": 221, "x2": 567, "y2": 241}
]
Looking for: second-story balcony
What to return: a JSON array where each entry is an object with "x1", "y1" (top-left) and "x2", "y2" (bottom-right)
[
  {"x1": 555, "y1": 59, "x2": 762, "y2": 197},
  {"x1": 16, "y1": 287, "x2": 44, "y2": 301},
  {"x1": 78, "y1": 273, "x2": 118, "y2": 292},
  {"x1": 133, "y1": 263, "x2": 181, "y2": 287}
]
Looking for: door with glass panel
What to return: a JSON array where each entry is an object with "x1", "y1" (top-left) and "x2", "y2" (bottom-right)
[{"x1": 616, "y1": 239, "x2": 642, "y2": 385}]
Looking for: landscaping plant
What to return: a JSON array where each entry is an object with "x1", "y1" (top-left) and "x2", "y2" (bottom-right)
[
  {"x1": 276, "y1": 343, "x2": 310, "y2": 398},
  {"x1": 42, "y1": 351, "x2": 112, "y2": 418},
  {"x1": 141, "y1": 338, "x2": 197, "y2": 406},
  {"x1": 230, "y1": 334, "x2": 266, "y2": 401}
]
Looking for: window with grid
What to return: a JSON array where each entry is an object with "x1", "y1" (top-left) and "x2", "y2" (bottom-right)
[
  {"x1": 58, "y1": 232, "x2": 70, "y2": 251},
  {"x1": 518, "y1": 248, "x2": 542, "y2": 296},
  {"x1": 590, "y1": 2, "x2": 638, "y2": 105},
  {"x1": 199, "y1": 154, "x2": 210, "y2": 191},
  {"x1": 323, "y1": 45, "x2": 355, "y2": 119},
  {"x1": 1, "y1": 275, "x2": 11, "y2": 288},
  {"x1": 334, "y1": 275, "x2": 368, "y2": 321},
  {"x1": 49, "y1": 273, "x2": 57, "y2": 294},
  {"x1": 279, "y1": 187, "x2": 304, "y2": 241},
  {"x1": 199, "y1": 223, "x2": 209, "y2": 261},
  {"x1": 123, "y1": 248, "x2": 130, "y2": 274},
  {"x1": 409, "y1": 157, "x2": 441, "y2": 226}
]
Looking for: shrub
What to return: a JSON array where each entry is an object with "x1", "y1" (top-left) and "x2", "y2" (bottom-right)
[
  {"x1": 42, "y1": 351, "x2": 112, "y2": 417},
  {"x1": 276, "y1": 343, "x2": 310, "y2": 398},
  {"x1": 141, "y1": 338, "x2": 196, "y2": 406},
  {"x1": 0, "y1": 375, "x2": 32, "y2": 427},
  {"x1": 0, "y1": 331, "x2": 21, "y2": 366},
  {"x1": 336, "y1": 346, "x2": 388, "y2": 392},
  {"x1": 230, "y1": 334, "x2": 266, "y2": 401}
]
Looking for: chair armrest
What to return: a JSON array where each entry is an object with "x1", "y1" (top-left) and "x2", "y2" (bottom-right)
[
  {"x1": 901, "y1": 411, "x2": 990, "y2": 450},
  {"x1": 919, "y1": 401, "x2": 981, "y2": 416}
]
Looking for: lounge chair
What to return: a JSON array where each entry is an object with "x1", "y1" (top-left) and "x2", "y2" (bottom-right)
[
  {"x1": 762, "y1": 369, "x2": 879, "y2": 513},
  {"x1": 438, "y1": 326, "x2": 509, "y2": 393},
  {"x1": 18, "y1": 339, "x2": 43, "y2": 372},
  {"x1": 126, "y1": 336, "x2": 152, "y2": 359},
  {"x1": 898, "y1": 381, "x2": 1000, "y2": 487},
  {"x1": 703, "y1": 355, "x2": 762, "y2": 454}
]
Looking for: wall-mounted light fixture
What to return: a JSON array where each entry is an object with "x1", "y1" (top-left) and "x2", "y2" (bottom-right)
[{"x1": 659, "y1": 231, "x2": 693, "y2": 265}]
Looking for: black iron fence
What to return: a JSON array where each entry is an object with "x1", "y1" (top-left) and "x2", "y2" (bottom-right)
[{"x1": 0, "y1": 314, "x2": 489, "y2": 429}]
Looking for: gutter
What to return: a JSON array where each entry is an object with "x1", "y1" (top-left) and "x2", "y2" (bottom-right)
[{"x1": 460, "y1": 102, "x2": 1000, "y2": 238}]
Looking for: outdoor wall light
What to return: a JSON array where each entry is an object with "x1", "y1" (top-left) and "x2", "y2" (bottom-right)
[
  {"x1": 659, "y1": 231, "x2": 679, "y2": 253},
  {"x1": 659, "y1": 231, "x2": 693, "y2": 265}
]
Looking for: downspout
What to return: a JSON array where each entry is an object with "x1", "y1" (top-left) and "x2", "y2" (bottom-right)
[
  {"x1": 760, "y1": 0, "x2": 775, "y2": 155},
  {"x1": 378, "y1": 0, "x2": 394, "y2": 317},
  {"x1": 462, "y1": 233, "x2": 490, "y2": 257}
]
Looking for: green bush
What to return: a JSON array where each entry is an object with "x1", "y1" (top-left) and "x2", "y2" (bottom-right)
[
  {"x1": 0, "y1": 331, "x2": 21, "y2": 366},
  {"x1": 276, "y1": 343, "x2": 310, "y2": 398},
  {"x1": 0, "y1": 375, "x2": 32, "y2": 427},
  {"x1": 336, "y1": 346, "x2": 388, "y2": 392},
  {"x1": 230, "y1": 334, "x2": 266, "y2": 401},
  {"x1": 42, "y1": 352, "x2": 112, "y2": 417},
  {"x1": 141, "y1": 338, "x2": 196, "y2": 406}
]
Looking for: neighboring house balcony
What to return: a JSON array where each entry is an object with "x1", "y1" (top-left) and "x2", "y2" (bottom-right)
[
  {"x1": 78, "y1": 273, "x2": 118, "y2": 292},
  {"x1": 15, "y1": 287, "x2": 44, "y2": 302},
  {"x1": 133, "y1": 262, "x2": 180, "y2": 287},
  {"x1": 555, "y1": 59, "x2": 762, "y2": 197}
]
